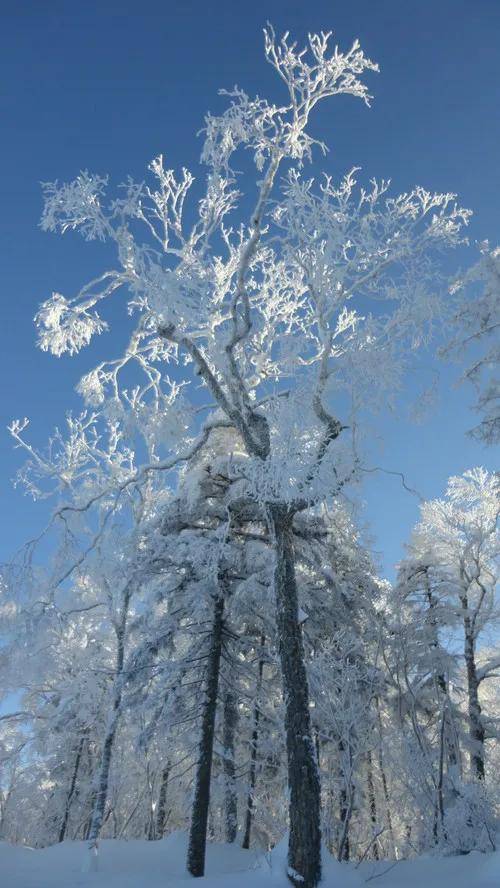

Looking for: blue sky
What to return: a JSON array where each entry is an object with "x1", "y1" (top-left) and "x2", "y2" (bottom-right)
[{"x1": 0, "y1": 0, "x2": 498, "y2": 579}]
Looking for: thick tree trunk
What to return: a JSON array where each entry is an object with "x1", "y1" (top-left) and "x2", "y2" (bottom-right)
[
  {"x1": 156, "y1": 762, "x2": 170, "y2": 838},
  {"x1": 58, "y1": 735, "x2": 85, "y2": 843},
  {"x1": 242, "y1": 634, "x2": 265, "y2": 850},
  {"x1": 269, "y1": 505, "x2": 321, "y2": 888},
  {"x1": 222, "y1": 689, "x2": 238, "y2": 843},
  {"x1": 463, "y1": 616, "x2": 485, "y2": 780},
  {"x1": 187, "y1": 591, "x2": 225, "y2": 877}
]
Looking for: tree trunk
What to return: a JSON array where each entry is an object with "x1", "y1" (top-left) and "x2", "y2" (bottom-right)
[
  {"x1": 424, "y1": 574, "x2": 459, "y2": 776},
  {"x1": 242, "y1": 634, "x2": 265, "y2": 850},
  {"x1": 87, "y1": 583, "x2": 132, "y2": 853},
  {"x1": 375, "y1": 699, "x2": 395, "y2": 856},
  {"x1": 156, "y1": 762, "x2": 170, "y2": 838},
  {"x1": 269, "y1": 505, "x2": 321, "y2": 888},
  {"x1": 81, "y1": 739, "x2": 96, "y2": 840},
  {"x1": 187, "y1": 590, "x2": 225, "y2": 877},
  {"x1": 222, "y1": 689, "x2": 238, "y2": 843},
  {"x1": 463, "y1": 615, "x2": 485, "y2": 780},
  {"x1": 87, "y1": 627, "x2": 127, "y2": 849},
  {"x1": 434, "y1": 702, "x2": 447, "y2": 842},
  {"x1": 58, "y1": 735, "x2": 85, "y2": 843},
  {"x1": 338, "y1": 786, "x2": 351, "y2": 862},
  {"x1": 366, "y1": 749, "x2": 380, "y2": 860},
  {"x1": 86, "y1": 699, "x2": 122, "y2": 848},
  {"x1": 337, "y1": 737, "x2": 353, "y2": 862}
]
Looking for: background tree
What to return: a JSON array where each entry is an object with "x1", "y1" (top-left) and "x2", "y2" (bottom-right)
[{"x1": 445, "y1": 244, "x2": 500, "y2": 445}]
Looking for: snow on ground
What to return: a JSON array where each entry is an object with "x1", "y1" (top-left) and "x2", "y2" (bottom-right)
[{"x1": 1, "y1": 831, "x2": 499, "y2": 888}]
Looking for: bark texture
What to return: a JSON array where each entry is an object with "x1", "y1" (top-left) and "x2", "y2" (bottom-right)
[
  {"x1": 269, "y1": 505, "x2": 321, "y2": 888},
  {"x1": 86, "y1": 696, "x2": 122, "y2": 848},
  {"x1": 58, "y1": 735, "x2": 85, "y2": 843},
  {"x1": 187, "y1": 591, "x2": 225, "y2": 877},
  {"x1": 222, "y1": 689, "x2": 238, "y2": 843},
  {"x1": 156, "y1": 762, "x2": 171, "y2": 838},
  {"x1": 242, "y1": 634, "x2": 265, "y2": 850},
  {"x1": 463, "y1": 610, "x2": 485, "y2": 780}
]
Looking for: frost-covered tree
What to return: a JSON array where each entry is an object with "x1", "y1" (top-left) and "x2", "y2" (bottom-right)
[
  {"x1": 445, "y1": 243, "x2": 500, "y2": 445},
  {"x1": 381, "y1": 466, "x2": 499, "y2": 857},
  {"x1": 388, "y1": 556, "x2": 461, "y2": 847},
  {"x1": 411, "y1": 468, "x2": 499, "y2": 783},
  {"x1": 0, "y1": 563, "x2": 112, "y2": 847},
  {"x1": 9, "y1": 24, "x2": 485, "y2": 886}
]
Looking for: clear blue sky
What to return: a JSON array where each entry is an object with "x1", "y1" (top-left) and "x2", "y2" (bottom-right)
[{"x1": 1, "y1": 0, "x2": 498, "y2": 579}]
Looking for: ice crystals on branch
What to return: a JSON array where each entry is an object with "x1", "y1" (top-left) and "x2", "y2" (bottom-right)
[
  {"x1": 9, "y1": 411, "x2": 136, "y2": 504},
  {"x1": 201, "y1": 28, "x2": 378, "y2": 173},
  {"x1": 27, "y1": 25, "x2": 478, "y2": 530},
  {"x1": 40, "y1": 171, "x2": 109, "y2": 241},
  {"x1": 35, "y1": 293, "x2": 109, "y2": 357}
]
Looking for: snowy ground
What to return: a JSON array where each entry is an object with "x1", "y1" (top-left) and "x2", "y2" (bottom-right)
[{"x1": 2, "y1": 831, "x2": 500, "y2": 888}]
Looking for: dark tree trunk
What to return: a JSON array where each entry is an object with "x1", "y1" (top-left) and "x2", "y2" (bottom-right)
[
  {"x1": 187, "y1": 590, "x2": 225, "y2": 877},
  {"x1": 156, "y1": 762, "x2": 170, "y2": 838},
  {"x1": 463, "y1": 615, "x2": 485, "y2": 780},
  {"x1": 435, "y1": 703, "x2": 447, "y2": 842},
  {"x1": 242, "y1": 634, "x2": 265, "y2": 850},
  {"x1": 314, "y1": 727, "x2": 321, "y2": 771},
  {"x1": 269, "y1": 505, "x2": 321, "y2": 888},
  {"x1": 337, "y1": 737, "x2": 353, "y2": 862},
  {"x1": 222, "y1": 689, "x2": 238, "y2": 843},
  {"x1": 338, "y1": 786, "x2": 351, "y2": 862},
  {"x1": 58, "y1": 736, "x2": 85, "y2": 843}
]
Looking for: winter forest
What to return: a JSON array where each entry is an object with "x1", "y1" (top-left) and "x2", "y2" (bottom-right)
[{"x1": 1, "y1": 15, "x2": 499, "y2": 888}]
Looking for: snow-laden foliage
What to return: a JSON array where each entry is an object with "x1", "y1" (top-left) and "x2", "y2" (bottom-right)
[
  {"x1": 445, "y1": 243, "x2": 500, "y2": 445},
  {"x1": 15, "y1": 27, "x2": 470, "y2": 517}
]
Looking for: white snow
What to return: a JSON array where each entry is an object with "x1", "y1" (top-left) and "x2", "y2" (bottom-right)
[{"x1": 1, "y1": 832, "x2": 499, "y2": 888}]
